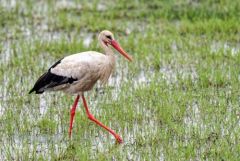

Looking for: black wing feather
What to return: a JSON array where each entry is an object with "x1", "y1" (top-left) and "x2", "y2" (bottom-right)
[{"x1": 29, "y1": 58, "x2": 77, "y2": 94}]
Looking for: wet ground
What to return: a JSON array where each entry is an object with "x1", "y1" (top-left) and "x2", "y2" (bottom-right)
[{"x1": 1, "y1": 0, "x2": 240, "y2": 160}]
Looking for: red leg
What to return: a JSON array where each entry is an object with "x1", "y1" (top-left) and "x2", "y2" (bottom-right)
[
  {"x1": 81, "y1": 94, "x2": 123, "y2": 143},
  {"x1": 69, "y1": 95, "x2": 80, "y2": 138}
]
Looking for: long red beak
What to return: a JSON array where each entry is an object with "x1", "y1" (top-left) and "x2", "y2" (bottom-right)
[{"x1": 111, "y1": 40, "x2": 132, "y2": 61}]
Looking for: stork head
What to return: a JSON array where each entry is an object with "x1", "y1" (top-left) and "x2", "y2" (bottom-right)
[{"x1": 98, "y1": 30, "x2": 132, "y2": 61}]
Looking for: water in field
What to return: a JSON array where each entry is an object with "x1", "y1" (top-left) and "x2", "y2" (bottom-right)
[{"x1": 1, "y1": 0, "x2": 240, "y2": 160}]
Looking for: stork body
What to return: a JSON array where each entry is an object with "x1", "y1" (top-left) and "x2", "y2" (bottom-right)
[
  {"x1": 29, "y1": 30, "x2": 132, "y2": 143},
  {"x1": 30, "y1": 51, "x2": 115, "y2": 94}
]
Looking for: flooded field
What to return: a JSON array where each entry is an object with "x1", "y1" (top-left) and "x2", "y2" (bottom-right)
[{"x1": 0, "y1": 0, "x2": 240, "y2": 160}]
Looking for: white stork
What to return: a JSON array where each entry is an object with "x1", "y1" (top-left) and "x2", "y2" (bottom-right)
[{"x1": 29, "y1": 30, "x2": 132, "y2": 144}]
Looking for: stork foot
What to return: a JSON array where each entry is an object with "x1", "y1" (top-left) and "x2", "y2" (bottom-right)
[{"x1": 114, "y1": 134, "x2": 123, "y2": 144}]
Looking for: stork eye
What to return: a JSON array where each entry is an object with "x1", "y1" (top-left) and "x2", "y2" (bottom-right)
[{"x1": 106, "y1": 35, "x2": 112, "y2": 40}]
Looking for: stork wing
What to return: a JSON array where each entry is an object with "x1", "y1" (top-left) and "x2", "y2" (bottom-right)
[{"x1": 29, "y1": 52, "x2": 105, "y2": 94}]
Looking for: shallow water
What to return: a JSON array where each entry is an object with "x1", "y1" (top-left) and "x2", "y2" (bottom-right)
[
  {"x1": 0, "y1": 41, "x2": 12, "y2": 64},
  {"x1": 160, "y1": 64, "x2": 198, "y2": 85},
  {"x1": 1, "y1": 0, "x2": 240, "y2": 159},
  {"x1": 83, "y1": 33, "x2": 94, "y2": 48},
  {"x1": 210, "y1": 41, "x2": 240, "y2": 56},
  {"x1": 1, "y1": 133, "x2": 67, "y2": 160}
]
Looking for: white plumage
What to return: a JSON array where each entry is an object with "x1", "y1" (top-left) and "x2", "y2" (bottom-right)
[{"x1": 50, "y1": 51, "x2": 114, "y2": 94}]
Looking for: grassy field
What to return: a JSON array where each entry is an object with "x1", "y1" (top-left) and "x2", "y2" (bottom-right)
[{"x1": 0, "y1": 0, "x2": 240, "y2": 160}]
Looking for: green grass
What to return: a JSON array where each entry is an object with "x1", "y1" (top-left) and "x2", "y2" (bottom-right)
[{"x1": 1, "y1": 0, "x2": 240, "y2": 160}]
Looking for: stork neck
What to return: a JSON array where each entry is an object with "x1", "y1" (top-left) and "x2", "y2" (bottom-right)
[
  {"x1": 100, "y1": 41, "x2": 115, "y2": 59},
  {"x1": 100, "y1": 42, "x2": 115, "y2": 67}
]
